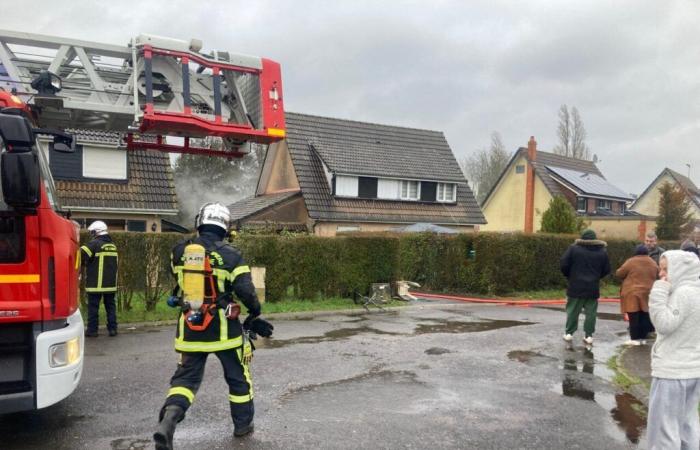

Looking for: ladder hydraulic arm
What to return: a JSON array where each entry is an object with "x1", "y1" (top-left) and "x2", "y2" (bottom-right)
[{"x1": 0, "y1": 30, "x2": 285, "y2": 156}]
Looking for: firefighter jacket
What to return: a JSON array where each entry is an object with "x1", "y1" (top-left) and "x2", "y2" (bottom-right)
[
  {"x1": 80, "y1": 235, "x2": 119, "y2": 293},
  {"x1": 170, "y1": 231, "x2": 261, "y2": 353}
]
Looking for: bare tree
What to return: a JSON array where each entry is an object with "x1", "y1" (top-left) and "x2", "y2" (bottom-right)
[
  {"x1": 570, "y1": 107, "x2": 589, "y2": 160},
  {"x1": 461, "y1": 131, "x2": 511, "y2": 205},
  {"x1": 554, "y1": 105, "x2": 571, "y2": 157},
  {"x1": 553, "y1": 105, "x2": 590, "y2": 160}
]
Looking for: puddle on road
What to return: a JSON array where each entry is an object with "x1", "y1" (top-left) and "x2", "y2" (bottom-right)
[
  {"x1": 425, "y1": 347, "x2": 453, "y2": 355},
  {"x1": 557, "y1": 370, "x2": 647, "y2": 444},
  {"x1": 255, "y1": 317, "x2": 534, "y2": 349},
  {"x1": 510, "y1": 345, "x2": 647, "y2": 445},
  {"x1": 558, "y1": 354, "x2": 646, "y2": 444},
  {"x1": 110, "y1": 438, "x2": 151, "y2": 449},
  {"x1": 414, "y1": 318, "x2": 533, "y2": 335},
  {"x1": 279, "y1": 369, "x2": 422, "y2": 402},
  {"x1": 610, "y1": 393, "x2": 647, "y2": 444},
  {"x1": 253, "y1": 325, "x2": 402, "y2": 349},
  {"x1": 507, "y1": 350, "x2": 557, "y2": 364},
  {"x1": 533, "y1": 306, "x2": 623, "y2": 321}
]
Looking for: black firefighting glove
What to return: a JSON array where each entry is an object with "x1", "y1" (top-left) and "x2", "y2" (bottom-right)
[{"x1": 243, "y1": 315, "x2": 274, "y2": 338}]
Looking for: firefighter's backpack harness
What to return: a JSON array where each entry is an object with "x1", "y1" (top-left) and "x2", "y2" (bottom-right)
[{"x1": 179, "y1": 242, "x2": 240, "y2": 330}]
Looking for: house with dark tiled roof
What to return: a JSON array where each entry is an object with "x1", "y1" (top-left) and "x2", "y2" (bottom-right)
[
  {"x1": 481, "y1": 137, "x2": 653, "y2": 239},
  {"x1": 631, "y1": 168, "x2": 700, "y2": 228},
  {"x1": 228, "y1": 112, "x2": 485, "y2": 236},
  {"x1": 36, "y1": 129, "x2": 178, "y2": 232}
]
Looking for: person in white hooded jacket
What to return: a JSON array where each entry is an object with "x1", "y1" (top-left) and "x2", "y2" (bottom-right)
[{"x1": 647, "y1": 250, "x2": 700, "y2": 450}]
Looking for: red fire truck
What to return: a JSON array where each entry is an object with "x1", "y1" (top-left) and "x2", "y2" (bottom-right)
[
  {"x1": 0, "y1": 30, "x2": 286, "y2": 413},
  {"x1": 0, "y1": 92, "x2": 83, "y2": 414}
]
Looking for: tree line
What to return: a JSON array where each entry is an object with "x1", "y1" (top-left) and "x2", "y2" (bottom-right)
[
  {"x1": 461, "y1": 104, "x2": 593, "y2": 205},
  {"x1": 461, "y1": 105, "x2": 695, "y2": 240}
]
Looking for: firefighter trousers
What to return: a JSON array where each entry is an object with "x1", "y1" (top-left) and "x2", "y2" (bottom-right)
[
  {"x1": 161, "y1": 347, "x2": 254, "y2": 429},
  {"x1": 86, "y1": 292, "x2": 117, "y2": 334}
]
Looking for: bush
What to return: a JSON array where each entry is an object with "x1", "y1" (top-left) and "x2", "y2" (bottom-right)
[
  {"x1": 540, "y1": 196, "x2": 579, "y2": 234},
  {"x1": 81, "y1": 231, "x2": 651, "y2": 305}
]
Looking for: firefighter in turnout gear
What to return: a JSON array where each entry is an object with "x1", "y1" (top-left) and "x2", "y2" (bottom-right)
[
  {"x1": 154, "y1": 203, "x2": 273, "y2": 450},
  {"x1": 81, "y1": 221, "x2": 119, "y2": 337}
]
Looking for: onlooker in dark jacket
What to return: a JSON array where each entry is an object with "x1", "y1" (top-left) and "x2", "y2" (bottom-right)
[
  {"x1": 615, "y1": 245, "x2": 658, "y2": 346},
  {"x1": 560, "y1": 229, "x2": 611, "y2": 345},
  {"x1": 681, "y1": 238, "x2": 699, "y2": 257},
  {"x1": 645, "y1": 231, "x2": 665, "y2": 265}
]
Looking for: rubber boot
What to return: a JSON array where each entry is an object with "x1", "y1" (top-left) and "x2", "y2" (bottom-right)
[
  {"x1": 234, "y1": 422, "x2": 254, "y2": 437},
  {"x1": 153, "y1": 405, "x2": 184, "y2": 450}
]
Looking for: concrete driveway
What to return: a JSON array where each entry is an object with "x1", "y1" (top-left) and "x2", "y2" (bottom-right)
[{"x1": 1, "y1": 301, "x2": 646, "y2": 449}]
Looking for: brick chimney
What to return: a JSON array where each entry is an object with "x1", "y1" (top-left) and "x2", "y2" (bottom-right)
[
  {"x1": 527, "y1": 136, "x2": 537, "y2": 161},
  {"x1": 524, "y1": 136, "x2": 537, "y2": 233}
]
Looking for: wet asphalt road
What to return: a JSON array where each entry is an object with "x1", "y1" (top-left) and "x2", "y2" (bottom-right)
[{"x1": 1, "y1": 301, "x2": 647, "y2": 449}]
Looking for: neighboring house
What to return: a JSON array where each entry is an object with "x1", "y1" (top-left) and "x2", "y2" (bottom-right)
[
  {"x1": 228, "y1": 112, "x2": 485, "y2": 236},
  {"x1": 481, "y1": 137, "x2": 652, "y2": 239},
  {"x1": 631, "y1": 168, "x2": 700, "y2": 225},
  {"x1": 36, "y1": 129, "x2": 178, "y2": 232}
]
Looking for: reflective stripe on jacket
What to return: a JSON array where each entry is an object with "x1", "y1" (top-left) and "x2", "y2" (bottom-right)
[
  {"x1": 81, "y1": 235, "x2": 118, "y2": 293},
  {"x1": 170, "y1": 231, "x2": 261, "y2": 352}
]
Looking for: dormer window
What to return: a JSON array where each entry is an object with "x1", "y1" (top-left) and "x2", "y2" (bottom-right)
[
  {"x1": 437, "y1": 183, "x2": 456, "y2": 202},
  {"x1": 83, "y1": 145, "x2": 127, "y2": 180},
  {"x1": 333, "y1": 175, "x2": 457, "y2": 203},
  {"x1": 400, "y1": 180, "x2": 420, "y2": 200},
  {"x1": 335, "y1": 175, "x2": 358, "y2": 197}
]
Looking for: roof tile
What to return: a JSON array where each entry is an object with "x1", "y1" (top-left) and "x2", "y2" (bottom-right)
[
  {"x1": 284, "y1": 112, "x2": 485, "y2": 225},
  {"x1": 54, "y1": 129, "x2": 178, "y2": 212}
]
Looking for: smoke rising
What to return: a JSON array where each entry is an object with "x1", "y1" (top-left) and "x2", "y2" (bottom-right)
[{"x1": 172, "y1": 141, "x2": 266, "y2": 228}]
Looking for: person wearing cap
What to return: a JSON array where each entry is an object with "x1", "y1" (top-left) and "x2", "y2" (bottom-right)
[
  {"x1": 615, "y1": 245, "x2": 658, "y2": 346},
  {"x1": 560, "y1": 229, "x2": 611, "y2": 345},
  {"x1": 80, "y1": 220, "x2": 119, "y2": 337},
  {"x1": 154, "y1": 202, "x2": 273, "y2": 449}
]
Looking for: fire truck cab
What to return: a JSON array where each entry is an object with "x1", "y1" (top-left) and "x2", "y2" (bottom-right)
[{"x1": 0, "y1": 97, "x2": 83, "y2": 414}]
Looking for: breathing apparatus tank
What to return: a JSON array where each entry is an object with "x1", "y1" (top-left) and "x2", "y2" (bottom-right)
[{"x1": 182, "y1": 243, "x2": 208, "y2": 325}]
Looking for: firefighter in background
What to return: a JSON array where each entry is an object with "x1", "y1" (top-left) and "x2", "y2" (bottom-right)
[
  {"x1": 154, "y1": 202, "x2": 273, "y2": 450},
  {"x1": 81, "y1": 220, "x2": 119, "y2": 337}
]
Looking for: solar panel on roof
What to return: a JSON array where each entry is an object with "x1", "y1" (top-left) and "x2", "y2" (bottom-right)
[{"x1": 546, "y1": 165, "x2": 631, "y2": 200}]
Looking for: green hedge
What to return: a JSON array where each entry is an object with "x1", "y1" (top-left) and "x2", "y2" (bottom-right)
[{"x1": 80, "y1": 231, "x2": 680, "y2": 305}]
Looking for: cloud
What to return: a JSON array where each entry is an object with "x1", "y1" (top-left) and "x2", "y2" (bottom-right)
[{"x1": 5, "y1": 0, "x2": 700, "y2": 194}]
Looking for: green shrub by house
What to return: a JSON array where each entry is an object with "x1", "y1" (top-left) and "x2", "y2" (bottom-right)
[{"x1": 81, "y1": 231, "x2": 680, "y2": 306}]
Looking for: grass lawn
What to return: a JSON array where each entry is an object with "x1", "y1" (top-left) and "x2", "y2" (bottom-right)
[
  {"x1": 80, "y1": 294, "x2": 179, "y2": 325},
  {"x1": 81, "y1": 294, "x2": 409, "y2": 325},
  {"x1": 502, "y1": 283, "x2": 620, "y2": 300}
]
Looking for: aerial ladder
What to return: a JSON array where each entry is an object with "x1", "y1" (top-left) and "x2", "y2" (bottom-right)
[{"x1": 0, "y1": 30, "x2": 286, "y2": 157}]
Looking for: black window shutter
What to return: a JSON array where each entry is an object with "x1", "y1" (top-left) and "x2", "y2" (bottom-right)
[
  {"x1": 49, "y1": 143, "x2": 83, "y2": 180},
  {"x1": 358, "y1": 177, "x2": 378, "y2": 199},
  {"x1": 421, "y1": 181, "x2": 437, "y2": 201}
]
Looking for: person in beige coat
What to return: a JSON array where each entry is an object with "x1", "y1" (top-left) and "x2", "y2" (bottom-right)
[{"x1": 615, "y1": 244, "x2": 658, "y2": 346}]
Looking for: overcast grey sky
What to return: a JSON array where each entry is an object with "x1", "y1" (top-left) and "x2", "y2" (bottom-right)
[{"x1": 5, "y1": 0, "x2": 700, "y2": 194}]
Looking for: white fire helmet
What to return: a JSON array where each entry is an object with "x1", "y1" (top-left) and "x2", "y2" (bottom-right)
[
  {"x1": 195, "y1": 202, "x2": 230, "y2": 232},
  {"x1": 87, "y1": 220, "x2": 108, "y2": 236}
]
